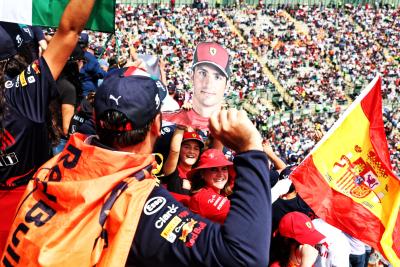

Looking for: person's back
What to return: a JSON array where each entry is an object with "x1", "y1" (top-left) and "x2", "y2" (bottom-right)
[
  {"x1": 80, "y1": 45, "x2": 107, "y2": 96},
  {"x1": 1, "y1": 55, "x2": 56, "y2": 185},
  {"x1": 312, "y1": 218, "x2": 351, "y2": 267}
]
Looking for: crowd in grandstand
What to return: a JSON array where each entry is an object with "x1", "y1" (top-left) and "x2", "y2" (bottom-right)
[
  {"x1": 0, "y1": 1, "x2": 398, "y2": 266},
  {"x1": 82, "y1": 3, "x2": 399, "y2": 174}
]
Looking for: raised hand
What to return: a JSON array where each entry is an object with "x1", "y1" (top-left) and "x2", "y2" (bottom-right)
[{"x1": 209, "y1": 109, "x2": 263, "y2": 153}]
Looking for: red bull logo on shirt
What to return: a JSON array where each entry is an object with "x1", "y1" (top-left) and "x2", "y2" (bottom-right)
[{"x1": 179, "y1": 219, "x2": 197, "y2": 242}]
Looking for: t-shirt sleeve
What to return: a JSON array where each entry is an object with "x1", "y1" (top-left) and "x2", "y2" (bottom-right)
[
  {"x1": 6, "y1": 57, "x2": 57, "y2": 123},
  {"x1": 31, "y1": 26, "x2": 45, "y2": 42}
]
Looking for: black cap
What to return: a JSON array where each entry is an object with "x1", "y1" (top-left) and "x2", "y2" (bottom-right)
[
  {"x1": 0, "y1": 22, "x2": 33, "y2": 61},
  {"x1": 69, "y1": 45, "x2": 85, "y2": 61}
]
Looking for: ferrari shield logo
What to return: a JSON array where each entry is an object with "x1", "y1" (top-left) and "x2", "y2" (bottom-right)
[{"x1": 209, "y1": 47, "x2": 217, "y2": 56}]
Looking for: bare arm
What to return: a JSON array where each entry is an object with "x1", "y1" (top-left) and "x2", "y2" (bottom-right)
[
  {"x1": 263, "y1": 140, "x2": 287, "y2": 171},
  {"x1": 43, "y1": 0, "x2": 96, "y2": 80},
  {"x1": 61, "y1": 104, "x2": 75, "y2": 136},
  {"x1": 299, "y1": 244, "x2": 319, "y2": 267},
  {"x1": 159, "y1": 58, "x2": 167, "y2": 86},
  {"x1": 163, "y1": 127, "x2": 185, "y2": 176}
]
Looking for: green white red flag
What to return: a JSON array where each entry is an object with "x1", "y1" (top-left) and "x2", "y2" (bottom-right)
[{"x1": 0, "y1": 0, "x2": 115, "y2": 32}]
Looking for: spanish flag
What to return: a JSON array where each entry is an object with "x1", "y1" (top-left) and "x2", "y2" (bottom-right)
[{"x1": 290, "y1": 75, "x2": 400, "y2": 265}]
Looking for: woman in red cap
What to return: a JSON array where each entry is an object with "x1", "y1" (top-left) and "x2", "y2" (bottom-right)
[
  {"x1": 187, "y1": 148, "x2": 234, "y2": 224},
  {"x1": 270, "y1": 211, "x2": 324, "y2": 267},
  {"x1": 162, "y1": 127, "x2": 204, "y2": 197}
]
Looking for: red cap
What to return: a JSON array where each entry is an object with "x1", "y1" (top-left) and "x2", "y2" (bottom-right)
[
  {"x1": 182, "y1": 131, "x2": 204, "y2": 149},
  {"x1": 187, "y1": 149, "x2": 233, "y2": 180},
  {"x1": 278, "y1": 212, "x2": 325, "y2": 245},
  {"x1": 192, "y1": 42, "x2": 230, "y2": 78}
]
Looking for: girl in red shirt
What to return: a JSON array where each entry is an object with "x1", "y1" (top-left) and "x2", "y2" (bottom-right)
[{"x1": 187, "y1": 149, "x2": 235, "y2": 224}]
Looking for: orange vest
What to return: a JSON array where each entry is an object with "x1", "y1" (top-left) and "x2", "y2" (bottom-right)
[{"x1": 1, "y1": 133, "x2": 158, "y2": 267}]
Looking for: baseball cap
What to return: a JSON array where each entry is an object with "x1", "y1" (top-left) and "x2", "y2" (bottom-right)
[
  {"x1": 182, "y1": 132, "x2": 204, "y2": 149},
  {"x1": 94, "y1": 67, "x2": 167, "y2": 130},
  {"x1": 79, "y1": 32, "x2": 89, "y2": 46},
  {"x1": 0, "y1": 22, "x2": 32, "y2": 61},
  {"x1": 187, "y1": 149, "x2": 233, "y2": 180},
  {"x1": 278, "y1": 212, "x2": 325, "y2": 246},
  {"x1": 192, "y1": 42, "x2": 230, "y2": 78},
  {"x1": 279, "y1": 165, "x2": 296, "y2": 180},
  {"x1": 69, "y1": 44, "x2": 85, "y2": 61}
]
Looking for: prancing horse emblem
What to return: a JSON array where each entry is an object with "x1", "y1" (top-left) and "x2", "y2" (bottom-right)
[
  {"x1": 209, "y1": 47, "x2": 217, "y2": 56},
  {"x1": 109, "y1": 95, "x2": 122, "y2": 106}
]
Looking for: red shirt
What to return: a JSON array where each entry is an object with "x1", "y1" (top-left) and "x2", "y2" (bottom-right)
[
  {"x1": 162, "y1": 109, "x2": 209, "y2": 130},
  {"x1": 189, "y1": 186, "x2": 230, "y2": 224}
]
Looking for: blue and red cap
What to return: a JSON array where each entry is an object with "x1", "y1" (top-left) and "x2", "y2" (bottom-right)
[{"x1": 94, "y1": 67, "x2": 167, "y2": 130}]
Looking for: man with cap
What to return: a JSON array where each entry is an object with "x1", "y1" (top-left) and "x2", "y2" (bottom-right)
[
  {"x1": 0, "y1": 0, "x2": 97, "y2": 255},
  {"x1": 156, "y1": 42, "x2": 230, "y2": 160},
  {"x1": 79, "y1": 32, "x2": 107, "y2": 97},
  {"x1": 3, "y1": 68, "x2": 273, "y2": 266},
  {"x1": 163, "y1": 41, "x2": 230, "y2": 130}
]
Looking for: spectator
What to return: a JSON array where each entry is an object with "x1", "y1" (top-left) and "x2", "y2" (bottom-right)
[
  {"x1": 0, "y1": 0, "x2": 97, "y2": 255},
  {"x1": 347, "y1": 234, "x2": 367, "y2": 267},
  {"x1": 52, "y1": 44, "x2": 85, "y2": 154},
  {"x1": 162, "y1": 129, "x2": 204, "y2": 196},
  {"x1": 161, "y1": 83, "x2": 180, "y2": 112},
  {"x1": 272, "y1": 175, "x2": 316, "y2": 232},
  {"x1": 187, "y1": 148, "x2": 233, "y2": 223},
  {"x1": 270, "y1": 211, "x2": 323, "y2": 267},
  {"x1": 30, "y1": 26, "x2": 48, "y2": 59},
  {"x1": 79, "y1": 32, "x2": 107, "y2": 97},
  {"x1": 312, "y1": 218, "x2": 351, "y2": 267}
]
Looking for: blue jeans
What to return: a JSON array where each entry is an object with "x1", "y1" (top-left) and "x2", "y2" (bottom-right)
[
  {"x1": 350, "y1": 253, "x2": 366, "y2": 267},
  {"x1": 52, "y1": 138, "x2": 67, "y2": 156}
]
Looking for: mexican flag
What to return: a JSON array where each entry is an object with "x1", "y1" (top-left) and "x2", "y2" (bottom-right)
[
  {"x1": 0, "y1": 0, "x2": 115, "y2": 32},
  {"x1": 290, "y1": 75, "x2": 400, "y2": 266}
]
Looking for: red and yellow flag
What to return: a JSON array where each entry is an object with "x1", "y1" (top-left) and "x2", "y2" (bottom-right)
[{"x1": 290, "y1": 75, "x2": 400, "y2": 265}]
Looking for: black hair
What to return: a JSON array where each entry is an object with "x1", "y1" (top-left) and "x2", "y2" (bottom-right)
[
  {"x1": 3, "y1": 45, "x2": 33, "y2": 78},
  {"x1": 0, "y1": 46, "x2": 32, "y2": 152},
  {"x1": 96, "y1": 110, "x2": 156, "y2": 149},
  {"x1": 269, "y1": 233, "x2": 300, "y2": 267}
]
